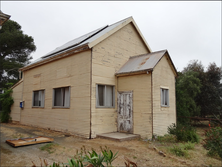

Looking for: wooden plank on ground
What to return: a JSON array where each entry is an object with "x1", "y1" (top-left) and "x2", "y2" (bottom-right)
[{"x1": 6, "y1": 136, "x2": 54, "y2": 147}]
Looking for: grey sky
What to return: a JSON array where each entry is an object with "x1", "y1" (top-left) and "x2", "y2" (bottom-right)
[{"x1": 1, "y1": 1, "x2": 221, "y2": 71}]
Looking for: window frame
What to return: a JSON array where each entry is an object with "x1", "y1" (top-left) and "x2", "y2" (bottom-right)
[
  {"x1": 32, "y1": 89, "x2": 45, "y2": 108},
  {"x1": 160, "y1": 88, "x2": 169, "y2": 107},
  {"x1": 96, "y1": 84, "x2": 115, "y2": 108},
  {"x1": 52, "y1": 86, "x2": 70, "y2": 108}
]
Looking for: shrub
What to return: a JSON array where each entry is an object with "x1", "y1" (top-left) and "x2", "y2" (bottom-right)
[
  {"x1": 0, "y1": 86, "x2": 14, "y2": 123},
  {"x1": 203, "y1": 126, "x2": 222, "y2": 159},
  {"x1": 168, "y1": 123, "x2": 199, "y2": 143}
]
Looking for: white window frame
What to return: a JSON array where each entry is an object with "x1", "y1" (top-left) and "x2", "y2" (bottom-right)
[
  {"x1": 96, "y1": 84, "x2": 115, "y2": 108},
  {"x1": 53, "y1": 86, "x2": 70, "y2": 108},
  {"x1": 32, "y1": 90, "x2": 45, "y2": 108},
  {"x1": 161, "y1": 88, "x2": 169, "y2": 107}
]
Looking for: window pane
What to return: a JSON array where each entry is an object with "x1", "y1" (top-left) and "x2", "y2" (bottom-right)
[
  {"x1": 165, "y1": 90, "x2": 168, "y2": 105},
  {"x1": 40, "y1": 90, "x2": 44, "y2": 107},
  {"x1": 161, "y1": 88, "x2": 169, "y2": 106},
  {"x1": 39, "y1": 91, "x2": 42, "y2": 106},
  {"x1": 54, "y1": 88, "x2": 62, "y2": 106},
  {"x1": 33, "y1": 91, "x2": 39, "y2": 106},
  {"x1": 98, "y1": 85, "x2": 105, "y2": 106},
  {"x1": 64, "y1": 87, "x2": 70, "y2": 107},
  {"x1": 161, "y1": 89, "x2": 164, "y2": 105},
  {"x1": 106, "y1": 86, "x2": 113, "y2": 107}
]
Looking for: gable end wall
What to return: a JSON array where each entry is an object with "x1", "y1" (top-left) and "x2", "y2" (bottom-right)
[{"x1": 91, "y1": 22, "x2": 149, "y2": 138}]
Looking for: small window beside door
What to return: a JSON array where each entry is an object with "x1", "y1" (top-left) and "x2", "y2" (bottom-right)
[
  {"x1": 32, "y1": 90, "x2": 45, "y2": 107},
  {"x1": 96, "y1": 84, "x2": 115, "y2": 108},
  {"x1": 53, "y1": 87, "x2": 70, "y2": 108},
  {"x1": 161, "y1": 88, "x2": 169, "y2": 107}
]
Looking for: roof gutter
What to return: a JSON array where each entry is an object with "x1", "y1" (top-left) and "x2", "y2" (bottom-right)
[{"x1": 20, "y1": 44, "x2": 90, "y2": 72}]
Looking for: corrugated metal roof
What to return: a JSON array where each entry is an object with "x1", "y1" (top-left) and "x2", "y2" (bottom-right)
[
  {"x1": 27, "y1": 17, "x2": 132, "y2": 67},
  {"x1": 116, "y1": 50, "x2": 167, "y2": 75}
]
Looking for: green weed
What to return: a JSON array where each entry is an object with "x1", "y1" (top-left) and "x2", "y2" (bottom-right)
[
  {"x1": 181, "y1": 141, "x2": 195, "y2": 150},
  {"x1": 157, "y1": 134, "x2": 177, "y2": 143},
  {"x1": 169, "y1": 145, "x2": 189, "y2": 157},
  {"x1": 40, "y1": 143, "x2": 58, "y2": 154}
]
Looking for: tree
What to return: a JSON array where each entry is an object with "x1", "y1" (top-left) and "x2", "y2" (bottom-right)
[
  {"x1": 176, "y1": 71, "x2": 202, "y2": 124},
  {"x1": 0, "y1": 83, "x2": 14, "y2": 122},
  {"x1": 182, "y1": 60, "x2": 222, "y2": 119},
  {"x1": 204, "y1": 63, "x2": 222, "y2": 119},
  {"x1": 0, "y1": 19, "x2": 36, "y2": 90}
]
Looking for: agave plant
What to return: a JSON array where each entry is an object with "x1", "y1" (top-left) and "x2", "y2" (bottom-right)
[
  {"x1": 101, "y1": 146, "x2": 118, "y2": 167},
  {"x1": 84, "y1": 148, "x2": 105, "y2": 167}
]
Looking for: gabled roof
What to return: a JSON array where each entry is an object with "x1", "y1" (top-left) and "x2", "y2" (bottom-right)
[
  {"x1": 21, "y1": 16, "x2": 152, "y2": 71},
  {"x1": 116, "y1": 50, "x2": 177, "y2": 76}
]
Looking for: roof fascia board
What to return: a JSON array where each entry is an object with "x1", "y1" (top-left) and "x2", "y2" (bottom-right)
[
  {"x1": 20, "y1": 44, "x2": 90, "y2": 71},
  {"x1": 165, "y1": 51, "x2": 178, "y2": 77},
  {"x1": 130, "y1": 19, "x2": 152, "y2": 53},
  {"x1": 88, "y1": 17, "x2": 133, "y2": 48},
  {"x1": 152, "y1": 51, "x2": 178, "y2": 77},
  {"x1": 88, "y1": 17, "x2": 152, "y2": 53},
  {"x1": 11, "y1": 79, "x2": 23, "y2": 89}
]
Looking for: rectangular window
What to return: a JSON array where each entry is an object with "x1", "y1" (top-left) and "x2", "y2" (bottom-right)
[
  {"x1": 53, "y1": 87, "x2": 70, "y2": 108},
  {"x1": 32, "y1": 90, "x2": 45, "y2": 107},
  {"x1": 96, "y1": 84, "x2": 114, "y2": 108},
  {"x1": 161, "y1": 88, "x2": 169, "y2": 106}
]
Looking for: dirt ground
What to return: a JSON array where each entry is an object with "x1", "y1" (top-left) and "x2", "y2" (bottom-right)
[{"x1": 0, "y1": 123, "x2": 221, "y2": 167}]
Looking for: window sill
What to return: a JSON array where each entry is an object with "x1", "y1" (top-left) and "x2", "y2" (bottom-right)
[
  {"x1": 161, "y1": 105, "x2": 170, "y2": 108},
  {"x1": 96, "y1": 106, "x2": 115, "y2": 109},
  {"x1": 32, "y1": 106, "x2": 44, "y2": 108},
  {"x1": 52, "y1": 107, "x2": 70, "y2": 109}
]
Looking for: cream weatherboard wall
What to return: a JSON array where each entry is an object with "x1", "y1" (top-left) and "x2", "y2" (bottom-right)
[
  {"x1": 117, "y1": 74, "x2": 152, "y2": 139},
  {"x1": 152, "y1": 54, "x2": 176, "y2": 136},
  {"x1": 17, "y1": 50, "x2": 91, "y2": 138},
  {"x1": 91, "y1": 22, "x2": 149, "y2": 138},
  {"x1": 10, "y1": 81, "x2": 23, "y2": 122},
  {"x1": 10, "y1": 18, "x2": 177, "y2": 139}
]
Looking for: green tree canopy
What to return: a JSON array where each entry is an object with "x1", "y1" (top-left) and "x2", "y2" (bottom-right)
[
  {"x1": 180, "y1": 60, "x2": 222, "y2": 120},
  {"x1": 176, "y1": 71, "x2": 202, "y2": 124},
  {"x1": 0, "y1": 19, "x2": 36, "y2": 90}
]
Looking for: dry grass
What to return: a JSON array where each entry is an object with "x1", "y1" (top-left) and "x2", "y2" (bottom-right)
[
  {"x1": 155, "y1": 125, "x2": 221, "y2": 166},
  {"x1": 1, "y1": 123, "x2": 222, "y2": 167}
]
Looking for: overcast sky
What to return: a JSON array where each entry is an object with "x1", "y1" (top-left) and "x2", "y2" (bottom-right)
[{"x1": 1, "y1": 1, "x2": 221, "y2": 71}]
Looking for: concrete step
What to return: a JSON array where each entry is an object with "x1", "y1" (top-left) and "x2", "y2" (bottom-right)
[{"x1": 96, "y1": 132, "x2": 140, "y2": 141}]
